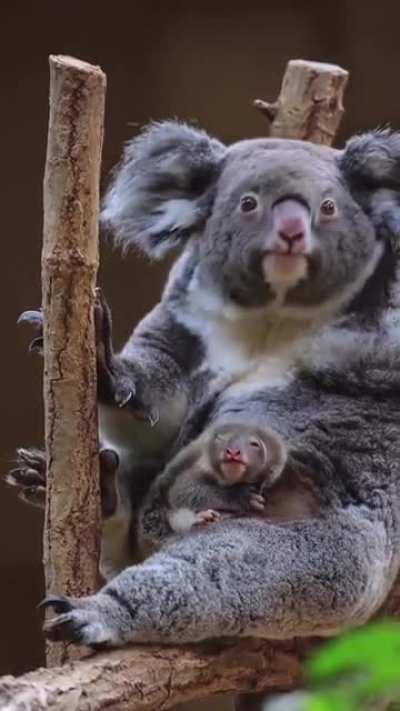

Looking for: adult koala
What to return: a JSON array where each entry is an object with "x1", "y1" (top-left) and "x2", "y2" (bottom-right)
[{"x1": 10, "y1": 124, "x2": 400, "y2": 639}]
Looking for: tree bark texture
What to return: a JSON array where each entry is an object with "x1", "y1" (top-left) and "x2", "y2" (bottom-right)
[
  {"x1": 42, "y1": 55, "x2": 106, "y2": 666},
  {"x1": 254, "y1": 59, "x2": 349, "y2": 144},
  {"x1": 0, "y1": 639, "x2": 309, "y2": 711}
]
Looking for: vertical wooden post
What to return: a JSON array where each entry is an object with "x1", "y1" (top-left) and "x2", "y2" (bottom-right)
[
  {"x1": 254, "y1": 59, "x2": 349, "y2": 144},
  {"x1": 42, "y1": 55, "x2": 106, "y2": 665}
]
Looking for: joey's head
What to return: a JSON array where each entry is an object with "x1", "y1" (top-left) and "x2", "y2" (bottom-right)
[
  {"x1": 102, "y1": 122, "x2": 400, "y2": 319},
  {"x1": 208, "y1": 423, "x2": 286, "y2": 486}
]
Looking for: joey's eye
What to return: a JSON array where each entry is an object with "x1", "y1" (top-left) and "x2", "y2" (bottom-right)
[
  {"x1": 320, "y1": 198, "x2": 337, "y2": 218},
  {"x1": 240, "y1": 194, "x2": 259, "y2": 213},
  {"x1": 250, "y1": 439, "x2": 261, "y2": 448}
]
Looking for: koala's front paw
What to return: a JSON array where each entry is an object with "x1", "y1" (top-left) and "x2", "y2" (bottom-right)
[
  {"x1": 6, "y1": 448, "x2": 46, "y2": 508},
  {"x1": 40, "y1": 595, "x2": 118, "y2": 648},
  {"x1": 194, "y1": 509, "x2": 222, "y2": 526},
  {"x1": 95, "y1": 289, "x2": 158, "y2": 426}
]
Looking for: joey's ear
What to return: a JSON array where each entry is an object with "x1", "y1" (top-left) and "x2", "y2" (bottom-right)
[
  {"x1": 101, "y1": 121, "x2": 226, "y2": 259},
  {"x1": 340, "y1": 129, "x2": 400, "y2": 243}
]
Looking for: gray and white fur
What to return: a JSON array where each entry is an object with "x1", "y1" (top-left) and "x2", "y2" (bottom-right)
[
  {"x1": 34, "y1": 124, "x2": 400, "y2": 651},
  {"x1": 138, "y1": 421, "x2": 287, "y2": 553},
  {"x1": 14, "y1": 123, "x2": 400, "y2": 577}
]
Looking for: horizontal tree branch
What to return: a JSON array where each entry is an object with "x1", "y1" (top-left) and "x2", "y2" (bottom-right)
[{"x1": 0, "y1": 638, "x2": 311, "y2": 710}]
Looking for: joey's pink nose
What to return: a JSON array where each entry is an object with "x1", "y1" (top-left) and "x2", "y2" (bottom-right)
[
  {"x1": 225, "y1": 448, "x2": 242, "y2": 461},
  {"x1": 272, "y1": 199, "x2": 310, "y2": 254}
]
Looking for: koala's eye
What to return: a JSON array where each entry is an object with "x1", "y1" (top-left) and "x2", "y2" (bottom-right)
[
  {"x1": 250, "y1": 439, "x2": 261, "y2": 448},
  {"x1": 320, "y1": 198, "x2": 337, "y2": 218},
  {"x1": 240, "y1": 194, "x2": 259, "y2": 213}
]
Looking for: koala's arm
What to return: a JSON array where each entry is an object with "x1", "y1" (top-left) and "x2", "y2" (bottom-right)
[
  {"x1": 43, "y1": 509, "x2": 394, "y2": 647},
  {"x1": 137, "y1": 438, "x2": 207, "y2": 553},
  {"x1": 111, "y1": 298, "x2": 203, "y2": 425}
]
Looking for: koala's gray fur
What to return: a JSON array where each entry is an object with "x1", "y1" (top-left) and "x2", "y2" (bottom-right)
[
  {"x1": 38, "y1": 124, "x2": 400, "y2": 652},
  {"x1": 94, "y1": 124, "x2": 400, "y2": 577},
  {"x1": 42, "y1": 310, "x2": 400, "y2": 647}
]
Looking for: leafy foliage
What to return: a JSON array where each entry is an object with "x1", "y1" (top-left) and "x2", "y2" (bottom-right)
[{"x1": 304, "y1": 621, "x2": 400, "y2": 711}]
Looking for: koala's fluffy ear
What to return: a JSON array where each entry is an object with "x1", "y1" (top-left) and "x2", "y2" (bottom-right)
[
  {"x1": 101, "y1": 121, "x2": 226, "y2": 259},
  {"x1": 340, "y1": 129, "x2": 400, "y2": 242}
]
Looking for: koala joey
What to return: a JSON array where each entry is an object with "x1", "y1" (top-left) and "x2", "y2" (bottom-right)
[
  {"x1": 138, "y1": 422, "x2": 286, "y2": 550},
  {"x1": 9, "y1": 124, "x2": 400, "y2": 585}
]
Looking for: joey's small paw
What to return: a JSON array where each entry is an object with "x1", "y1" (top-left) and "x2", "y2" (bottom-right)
[
  {"x1": 6, "y1": 448, "x2": 47, "y2": 509},
  {"x1": 194, "y1": 509, "x2": 222, "y2": 526},
  {"x1": 17, "y1": 309, "x2": 44, "y2": 354},
  {"x1": 40, "y1": 596, "x2": 116, "y2": 648},
  {"x1": 249, "y1": 493, "x2": 266, "y2": 512}
]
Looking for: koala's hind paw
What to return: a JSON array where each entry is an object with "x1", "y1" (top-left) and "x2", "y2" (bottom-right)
[
  {"x1": 6, "y1": 448, "x2": 46, "y2": 509},
  {"x1": 249, "y1": 493, "x2": 266, "y2": 512},
  {"x1": 194, "y1": 509, "x2": 222, "y2": 525},
  {"x1": 40, "y1": 596, "x2": 117, "y2": 648},
  {"x1": 17, "y1": 309, "x2": 43, "y2": 354}
]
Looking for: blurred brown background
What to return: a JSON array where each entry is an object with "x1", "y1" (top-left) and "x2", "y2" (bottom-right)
[{"x1": 1, "y1": 1, "x2": 399, "y2": 708}]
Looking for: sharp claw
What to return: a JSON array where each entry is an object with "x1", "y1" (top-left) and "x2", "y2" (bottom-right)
[
  {"x1": 29, "y1": 337, "x2": 44, "y2": 353},
  {"x1": 131, "y1": 406, "x2": 159, "y2": 427},
  {"x1": 38, "y1": 595, "x2": 74, "y2": 614},
  {"x1": 43, "y1": 614, "x2": 85, "y2": 643},
  {"x1": 7, "y1": 467, "x2": 44, "y2": 486},
  {"x1": 115, "y1": 389, "x2": 134, "y2": 409},
  {"x1": 17, "y1": 310, "x2": 43, "y2": 327},
  {"x1": 147, "y1": 408, "x2": 159, "y2": 428}
]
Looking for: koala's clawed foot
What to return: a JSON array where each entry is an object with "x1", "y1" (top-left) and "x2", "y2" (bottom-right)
[
  {"x1": 249, "y1": 493, "x2": 266, "y2": 512},
  {"x1": 194, "y1": 509, "x2": 222, "y2": 525},
  {"x1": 17, "y1": 309, "x2": 44, "y2": 354},
  {"x1": 6, "y1": 448, "x2": 47, "y2": 508},
  {"x1": 40, "y1": 596, "x2": 116, "y2": 648},
  {"x1": 6, "y1": 446, "x2": 120, "y2": 518}
]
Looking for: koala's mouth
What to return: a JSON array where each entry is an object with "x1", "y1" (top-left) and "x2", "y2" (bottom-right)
[
  {"x1": 262, "y1": 252, "x2": 309, "y2": 287},
  {"x1": 220, "y1": 460, "x2": 247, "y2": 483}
]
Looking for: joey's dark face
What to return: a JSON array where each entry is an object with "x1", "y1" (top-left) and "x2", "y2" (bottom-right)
[
  {"x1": 210, "y1": 425, "x2": 269, "y2": 485},
  {"x1": 198, "y1": 140, "x2": 382, "y2": 313}
]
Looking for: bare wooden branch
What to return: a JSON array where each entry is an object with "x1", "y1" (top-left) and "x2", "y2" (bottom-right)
[
  {"x1": 254, "y1": 59, "x2": 349, "y2": 144},
  {"x1": 42, "y1": 55, "x2": 106, "y2": 666},
  {"x1": 0, "y1": 639, "x2": 309, "y2": 711}
]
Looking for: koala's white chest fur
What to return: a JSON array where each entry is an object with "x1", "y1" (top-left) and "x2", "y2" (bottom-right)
[{"x1": 178, "y1": 285, "x2": 317, "y2": 390}]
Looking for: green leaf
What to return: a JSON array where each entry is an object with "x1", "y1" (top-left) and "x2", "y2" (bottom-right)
[{"x1": 307, "y1": 621, "x2": 400, "y2": 683}]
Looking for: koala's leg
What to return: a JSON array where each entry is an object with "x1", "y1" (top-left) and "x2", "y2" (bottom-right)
[{"x1": 41, "y1": 511, "x2": 393, "y2": 648}]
